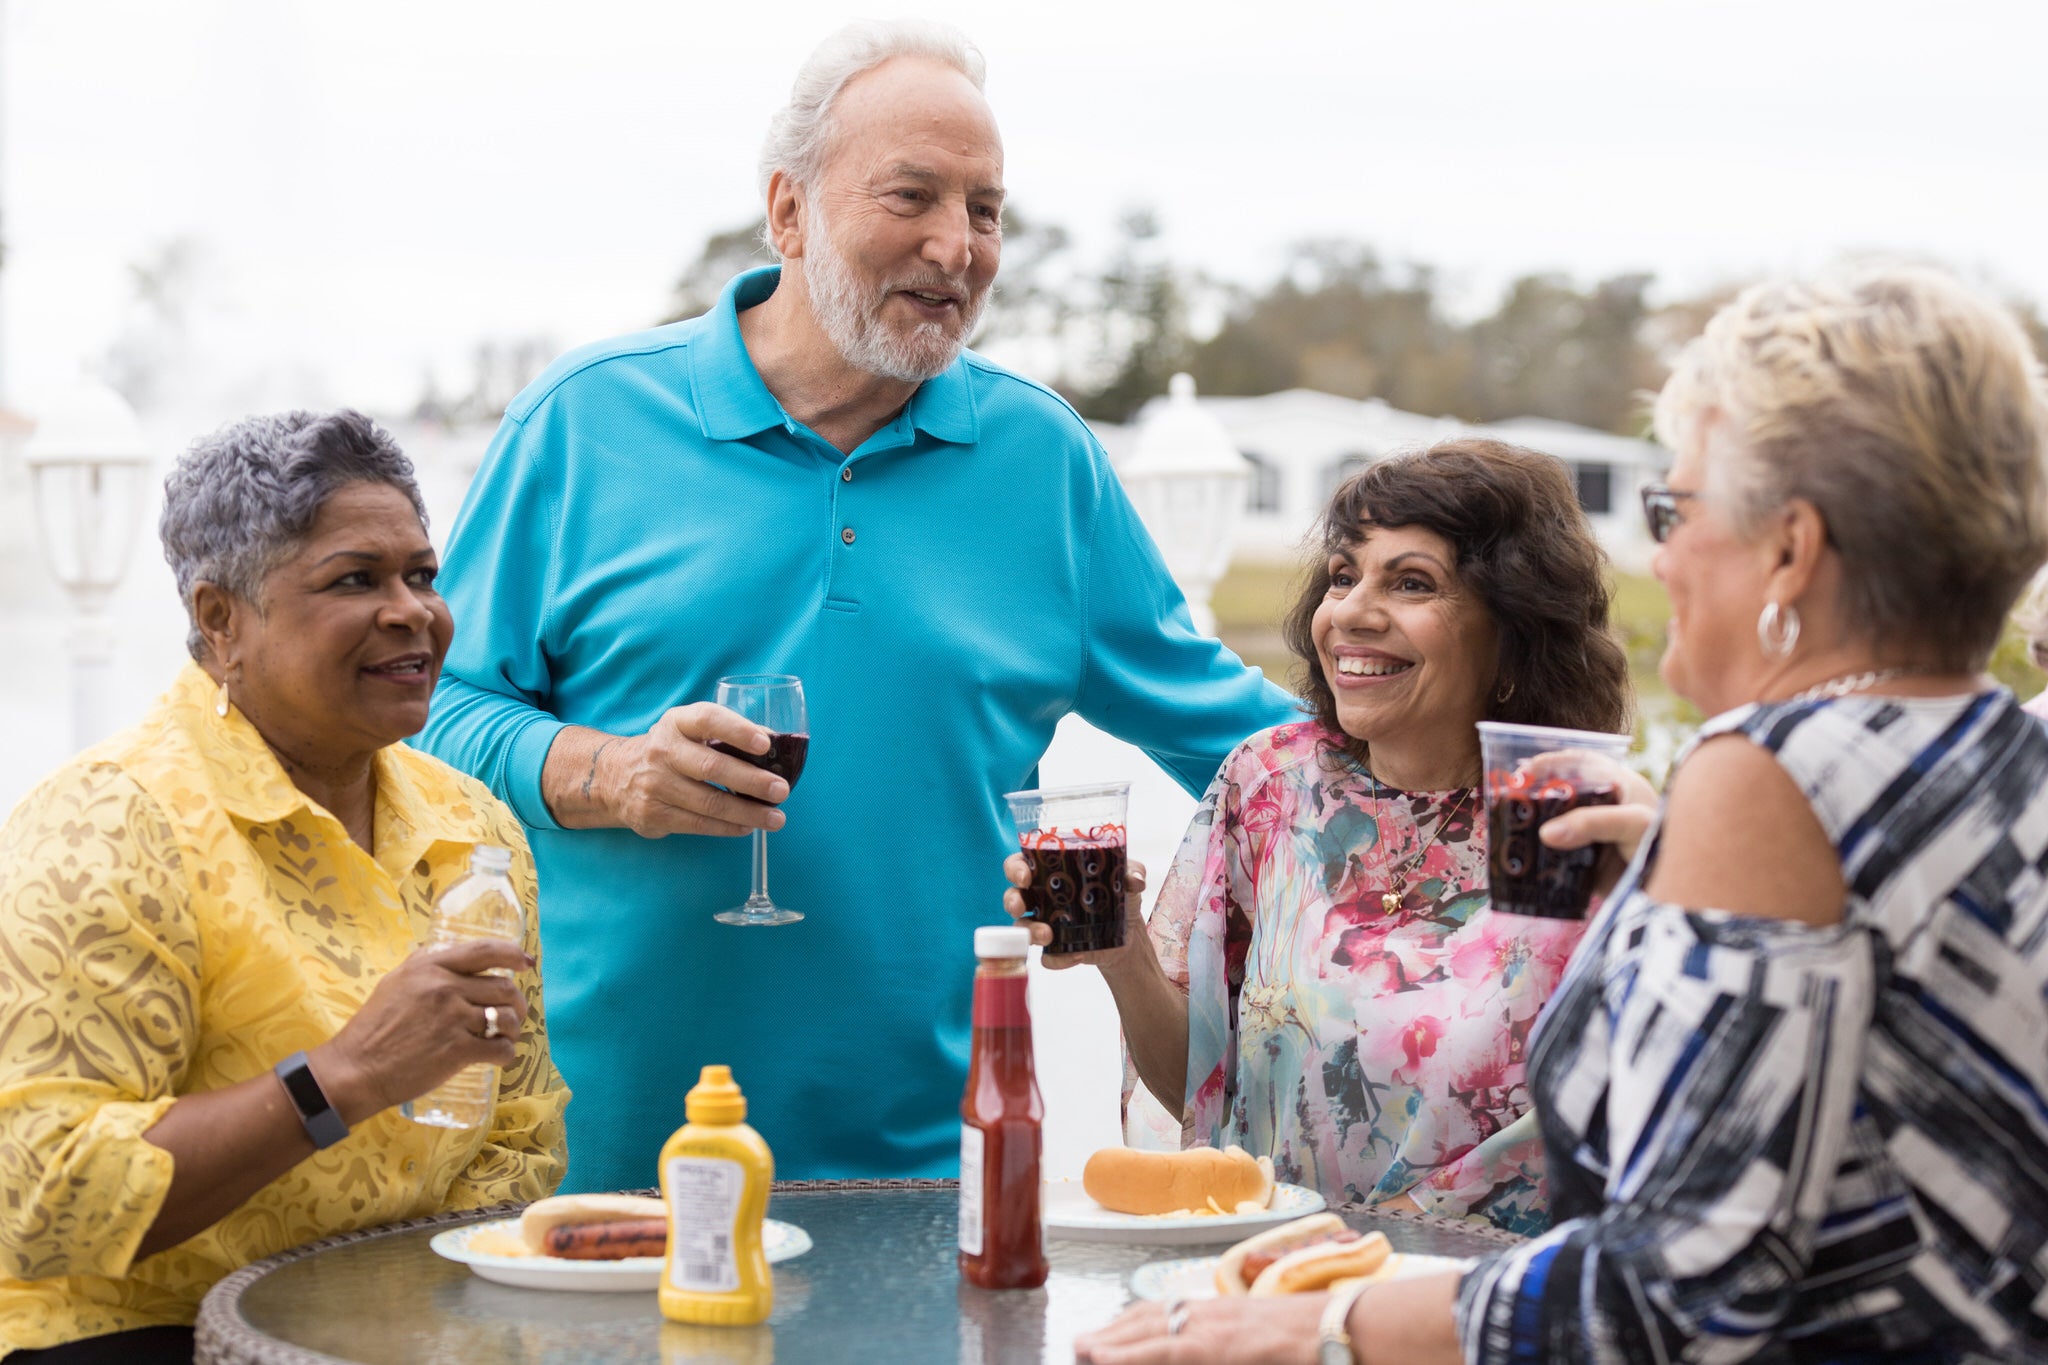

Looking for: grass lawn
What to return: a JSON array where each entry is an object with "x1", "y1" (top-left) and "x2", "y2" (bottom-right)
[{"x1": 1210, "y1": 560, "x2": 1302, "y2": 685}]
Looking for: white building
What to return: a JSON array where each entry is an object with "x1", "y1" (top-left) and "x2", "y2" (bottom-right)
[{"x1": 1094, "y1": 389, "x2": 1668, "y2": 573}]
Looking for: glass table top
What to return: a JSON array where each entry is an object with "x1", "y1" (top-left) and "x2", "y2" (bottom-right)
[{"x1": 205, "y1": 1184, "x2": 1519, "y2": 1364}]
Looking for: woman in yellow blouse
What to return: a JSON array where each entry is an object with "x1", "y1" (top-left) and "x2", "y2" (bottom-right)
[{"x1": 0, "y1": 410, "x2": 568, "y2": 1364}]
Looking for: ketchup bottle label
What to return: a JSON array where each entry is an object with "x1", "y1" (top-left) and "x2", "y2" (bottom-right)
[
  {"x1": 958, "y1": 1125, "x2": 985, "y2": 1256},
  {"x1": 666, "y1": 1157, "x2": 742, "y2": 1293}
]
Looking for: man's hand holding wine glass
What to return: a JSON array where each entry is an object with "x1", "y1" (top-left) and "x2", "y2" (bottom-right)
[{"x1": 543, "y1": 703, "x2": 789, "y2": 838}]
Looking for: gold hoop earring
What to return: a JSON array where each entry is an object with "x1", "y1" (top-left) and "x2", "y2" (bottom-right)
[
  {"x1": 1494, "y1": 680, "x2": 1516, "y2": 705},
  {"x1": 215, "y1": 677, "x2": 231, "y2": 719}
]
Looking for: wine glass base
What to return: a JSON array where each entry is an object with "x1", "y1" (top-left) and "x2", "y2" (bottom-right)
[{"x1": 715, "y1": 905, "x2": 803, "y2": 927}]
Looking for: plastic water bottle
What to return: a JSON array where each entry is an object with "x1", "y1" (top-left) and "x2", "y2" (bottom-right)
[{"x1": 403, "y1": 845, "x2": 521, "y2": 1129}]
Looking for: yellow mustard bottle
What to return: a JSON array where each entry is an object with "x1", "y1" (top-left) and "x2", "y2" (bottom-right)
[{"x1": 659, "y1": 1065, "x2": 775, "y2": 1326}]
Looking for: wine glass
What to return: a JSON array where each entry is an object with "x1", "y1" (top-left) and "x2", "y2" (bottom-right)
[{"x1": 710, "y1": 674, "x2": 808, "y2": 926}]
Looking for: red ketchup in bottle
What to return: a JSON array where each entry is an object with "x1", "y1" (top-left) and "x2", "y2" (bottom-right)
[{"x1": 958, "y1": 925, "x2": 1049, "y2": 1289}]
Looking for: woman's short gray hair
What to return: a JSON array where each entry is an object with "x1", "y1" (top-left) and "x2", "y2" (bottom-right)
[
  {"x1": 1654, "y1": 264, "x2": 2048, "y2": 671},
  {"x1": 758, "y1": 19, "x2": 986, "y2": 210},
  {"x1": 160, "y1": 409, "x2": 426, "y2": 661}
]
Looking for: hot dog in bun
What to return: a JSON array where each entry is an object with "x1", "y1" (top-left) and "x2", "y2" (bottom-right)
[
  {"x1": 1213, "y1": 1213, "x2": 1391, "y2": 1295},
  {"x1": 518, "y1": 1194, "x2": 669, "y2": 1260},
  {"x1": 1082, "y1": 1144, "x2": 1274, "y2": 1216}
]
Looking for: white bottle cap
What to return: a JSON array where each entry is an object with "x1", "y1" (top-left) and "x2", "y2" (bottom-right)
[
  {"x1": 470, "y1": 844, "x2": 513, "y2": 874},
  {"x1": 974, "y1": 925, "x2": 1031, "y2": 959}
]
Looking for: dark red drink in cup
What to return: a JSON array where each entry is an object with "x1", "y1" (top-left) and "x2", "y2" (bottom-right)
[
  {"x1": 1478, "y1": 722, "x2": 1632, "y2": 921},
  {"x1": 1004, "y1": 782, "x2": 1130, "y2": 954},
  {"x1": 1017, "y1": 832, "x2": 1127, "y2": 953}
]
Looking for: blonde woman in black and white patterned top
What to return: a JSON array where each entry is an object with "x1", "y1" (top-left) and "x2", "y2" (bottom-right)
[{"x1": 1075, "y1": 267, "x2": 2048, "y2": 1365}]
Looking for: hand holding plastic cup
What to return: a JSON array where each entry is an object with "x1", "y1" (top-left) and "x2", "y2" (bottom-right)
[
  {"x1": 1002, "y1": 782, "x2": 1129, "y2": 954},
  {"x1": 1479, "y1": 722, "x2": 1633, "y2": 920}
]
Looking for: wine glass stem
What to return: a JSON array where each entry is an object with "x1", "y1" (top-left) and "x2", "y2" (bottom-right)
[{"x1": 751, "y1": 828, "x2": 770, "y2": 905}]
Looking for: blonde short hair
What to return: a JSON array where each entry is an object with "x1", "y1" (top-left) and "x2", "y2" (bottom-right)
[{"x1": 1654, "y1": 265, "x2": 2048, "y2": 670}]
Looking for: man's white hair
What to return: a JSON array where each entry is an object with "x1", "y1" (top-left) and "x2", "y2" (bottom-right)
[{"x1": 758, "y1": 19, "x2": 987, "y2": 203}]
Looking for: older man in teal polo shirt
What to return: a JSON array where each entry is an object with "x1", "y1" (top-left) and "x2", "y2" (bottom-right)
[{"x1": 421, "y1": 20, "x2": 1295, "y2": 1192}]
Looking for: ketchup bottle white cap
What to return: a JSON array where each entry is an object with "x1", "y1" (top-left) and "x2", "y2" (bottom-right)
[{"x1": 975, "y1": 925, "x2": 1031, "y2": 959}]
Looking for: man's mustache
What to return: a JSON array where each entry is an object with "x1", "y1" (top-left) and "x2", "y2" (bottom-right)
[{"x1": 882, "y1": 274, "x2": 974, "y2": 300}]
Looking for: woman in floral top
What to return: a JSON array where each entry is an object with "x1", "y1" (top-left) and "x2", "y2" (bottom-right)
[
  {"x1": 1007, "y1": 438, "x2": 1633, "y2": 1231},
  {"x1": 1151, "y1": 719, "x2": 1585, "y2": 1230}
]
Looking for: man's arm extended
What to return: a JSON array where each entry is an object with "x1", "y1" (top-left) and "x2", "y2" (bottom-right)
[
  {"x1": 416, "y1": 399, "x2": 785, "y2": 838},
  {"x1": 1073, "y1": 456, "x2": 1299, "y2": 795}
]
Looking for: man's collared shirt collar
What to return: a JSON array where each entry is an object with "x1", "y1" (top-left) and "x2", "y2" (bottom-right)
[
  {"x1": 691, "y1": 268, "x2": 788, "y2": 441},
  {"x1": 690, "y1": 265, "x2": 978, "y2": 449}
]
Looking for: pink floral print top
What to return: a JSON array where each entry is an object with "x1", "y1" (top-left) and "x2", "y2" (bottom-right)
[{"x1": 1145, "y1": 721, "x2": 1586, "y2": 1233}]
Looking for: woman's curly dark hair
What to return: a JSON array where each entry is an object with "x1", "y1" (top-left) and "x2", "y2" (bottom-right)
[{"x1": 1281, "y1": 438, "x2": 1633, "y2": 766}]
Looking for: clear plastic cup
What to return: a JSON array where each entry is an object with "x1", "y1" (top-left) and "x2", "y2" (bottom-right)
[
  {"x1": 1002, "y1": 782, "x2": 1130, "y2": 954},
  {"x1": 1478, "y1": 721, "x2": 1633, "y2": 920}
]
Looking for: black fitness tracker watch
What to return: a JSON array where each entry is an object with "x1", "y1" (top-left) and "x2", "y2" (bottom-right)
[{"x1": 274, "y1": 1050, "x2": 350, "y2": 1149}]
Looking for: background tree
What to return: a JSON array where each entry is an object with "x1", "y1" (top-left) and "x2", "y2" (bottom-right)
[
  {"x1": 661, "y1": 219, "x2": 773, "y2": 324},
  {"x1": 100, "y1": 237, "x2": 204, "y2": 413},
  {"x1": 1068, "y1": 208, "x2": 1196, "y2": 422},
  {"x1": 976, "y1": 205, "x2": 1075, "y2": 345},
  {"x1": 1459, "y1": 271, "x2": 1653, "y2": 431},
  {"x1": 651, "y1": 215, "x2": 2048, "y2": 443},
  {"x1": 1187, "y1": 242, "x2": 1463, "y2": 415},
  {"x1": 409, "y1": 336, "x2": 556, "y2": 427}
]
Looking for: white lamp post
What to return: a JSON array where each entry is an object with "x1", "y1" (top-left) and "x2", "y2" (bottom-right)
[
  {"x1": 1119, "y1": 373, "x2": 1248, "y2": 637},
  {"x1": 22, "y1": 381, "x2": 154, "y2": 750}
]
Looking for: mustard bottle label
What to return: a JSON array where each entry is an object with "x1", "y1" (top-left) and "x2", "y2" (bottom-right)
[
  {"x1": 665, "y1": 1156, "x2": 743, "y2": 1293},
  {"x1": 958, "y1": 1125, "x2": 984, "y2": 1256}
]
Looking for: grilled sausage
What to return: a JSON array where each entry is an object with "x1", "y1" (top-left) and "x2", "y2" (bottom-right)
[{"x1": 543, "y1": 1217, "x2": 668, "y2": 1260}]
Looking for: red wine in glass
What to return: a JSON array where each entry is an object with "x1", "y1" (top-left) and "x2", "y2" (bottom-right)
[
  {"x1": 707, "y1": 733, "x2": 809, "y2": 799},
  {"x1": 712, "y1": 674, "x2": 806, "y2": 926}
]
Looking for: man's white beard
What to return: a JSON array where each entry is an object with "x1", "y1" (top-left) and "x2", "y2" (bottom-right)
[{"x1": 802, "y1": 202, "x2": 986, "y2": 384}]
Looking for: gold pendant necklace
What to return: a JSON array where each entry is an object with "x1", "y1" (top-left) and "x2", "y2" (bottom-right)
[{"x1": 1370, "y1": 770, "x2": 1474, "y2": 914}]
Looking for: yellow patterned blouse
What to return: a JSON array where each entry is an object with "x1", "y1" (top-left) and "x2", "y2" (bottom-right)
[{"x1": 0, "y1": 664, "x2": 569, "y2": 1356}]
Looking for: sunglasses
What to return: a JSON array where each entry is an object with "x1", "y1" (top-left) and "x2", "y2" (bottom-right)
[{"x1": 1639, "y1": 483, "x2": 1701, "y2": 544}]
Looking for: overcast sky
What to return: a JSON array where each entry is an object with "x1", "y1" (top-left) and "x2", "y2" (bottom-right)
[{"x1": 6, "y1": 0, "x2": 2045, "y2": 427}]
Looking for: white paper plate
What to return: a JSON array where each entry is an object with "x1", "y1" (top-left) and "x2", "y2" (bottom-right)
[
  {"x1": 430, "y1": 1217, "x2": 811, "y2": 1292},
  {"x1": 1129, "y1": 1250, "x2": 1474, "y2": 1301},
  {"x1": 1041, "y1": 1179, "x2": 1326, "y2": 1246}
]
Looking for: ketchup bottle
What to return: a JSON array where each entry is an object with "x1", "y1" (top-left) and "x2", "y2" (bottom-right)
[{"x1": 958, "y1": 925, "x2": 1049, "y2": 1289}]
